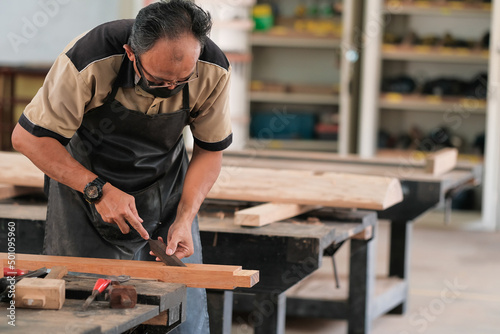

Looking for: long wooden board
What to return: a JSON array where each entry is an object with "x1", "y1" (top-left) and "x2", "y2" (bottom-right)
[
  {"x1": 209, "y1": 167, "x2": 403, "y2": 210},
  {"x1": 0, "y1": 152, "x2": 403, "y2": 210},
  {"x1": 0, "y1": 253, "x2": 259, "y2": 290}
]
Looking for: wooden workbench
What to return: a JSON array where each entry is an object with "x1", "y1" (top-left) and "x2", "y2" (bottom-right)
[
  {"x1": 0, "y1": 149, "x2": 481, "y2": 334},
  {"x1": 0, "y1": 275, "x2": 186, "y2": 333},
  {"x1": 199, "y1": 206, "x2": 377, "y2": 334},
  {"x1": 218, "y1": 149, "x2": 481, "y2": 333},
  {"x1": 0, "y1": 201, "x2": 377, "y2": 334}
]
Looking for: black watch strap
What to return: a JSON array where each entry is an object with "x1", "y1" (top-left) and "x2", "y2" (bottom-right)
[{"x1": 93, "y1": 177, "x2": 106, "y2": 187}]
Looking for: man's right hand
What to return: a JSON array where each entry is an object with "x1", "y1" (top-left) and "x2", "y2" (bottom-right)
[{"x1": 94, "y1": 183, "x2": 150, "y2": 240}]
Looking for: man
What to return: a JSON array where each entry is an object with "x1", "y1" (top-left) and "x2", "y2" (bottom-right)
[{"x1": 11, "y1": 0, "x2": 231, "y2": 332}]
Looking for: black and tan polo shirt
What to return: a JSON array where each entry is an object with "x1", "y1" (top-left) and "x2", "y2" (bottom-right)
[{"x1": 20, "y1": 19, "x2": 232, "y2": 151}]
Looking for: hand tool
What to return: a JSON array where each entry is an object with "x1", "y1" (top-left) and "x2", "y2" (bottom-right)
[
  {"x1": 81, "y1": 278, "x2": 111, "y2": 311},
  {"x1": 3, "y1": 267, "x2": 29, "y2": 277},
  {"x1": 108, "y1": 281, "x2": 137, "y2": 309},
  {"x1": 15, "y1": 266, "x2": 68, "y2": 310},
  {"x1": 148, "y1": 238, "x2": 186, "y2": 267}
]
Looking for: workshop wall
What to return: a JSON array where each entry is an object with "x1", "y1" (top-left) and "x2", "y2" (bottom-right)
[{"x1": 0, "y1": 0, "x2": 128, "y2": 65}]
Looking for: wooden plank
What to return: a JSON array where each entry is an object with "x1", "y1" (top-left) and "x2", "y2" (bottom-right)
[
  {"x1": 0, "y1": 152, "x2": 402, "y2": 210},
  {"x1": 424, "y1": 148, "x2": 458, "y2": 176},
  {"x1": 234, "y1": 202, "x2": 319, "y2": 227},
  {"x1": 0, "y1": 253, "x2": 259, "y2": 290},
  {"x1": 208, "y1": 167, "x2": 403, "y2": 210},
  {"x1": 0, "y1": 152, "x2": 44, "y2": 187},
  {"x1": 0, "y1": 184, "x2": 42, "y2": 200}
]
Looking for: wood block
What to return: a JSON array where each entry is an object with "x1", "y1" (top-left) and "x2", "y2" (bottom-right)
[
  {"x1": 45, "y1": 266, "x2": 68, "y2": 279},
  {"x1": 425, "y1": 148, "x2": 458, "y2": 176},
  {"x1": 235, "y1": 202, "x2": 319, "y2": 227},
  {"x1": 1, "y1": 253, "x2": 259, "y2": 290},
  {"x1": 142, "y1": 310, "x2": 168, "y2": 326},
  {"x1": 15, "y1": 278, "x2": 65, "y2": 310}
]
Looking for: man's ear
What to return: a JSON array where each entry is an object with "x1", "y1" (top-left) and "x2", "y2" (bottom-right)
[{"x1": 123, "y1": 44, "x2": 134, "y2": 61}]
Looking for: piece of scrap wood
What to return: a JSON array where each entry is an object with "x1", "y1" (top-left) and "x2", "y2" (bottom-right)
[
  {"x1": 208, "y1": 167, "x2": 403, "y2": 210},
  {"x1": 142, "y1": 310, "x2": 169, "y2": 326},
  {"x1": 0, "y1": 253, "x2": 259, "y2": 290},
  {"x1": 425, "y1": 148, "x2": 458, "y2": 176},
  {"x1": 235, "y1": 202, "x2": 320, "y2": 227},
  {"x1": 0, "y1": 152, "x2": 44, "y2": 187}
]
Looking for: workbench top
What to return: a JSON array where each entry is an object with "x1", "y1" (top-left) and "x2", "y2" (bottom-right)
[{"x1": 0, "y1": 276, "x2": 186, "y2": 334}]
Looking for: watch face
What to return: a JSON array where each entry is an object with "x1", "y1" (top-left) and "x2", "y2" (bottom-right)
[{"x1": 86, "y1": 185, "x2": 99, "y2": 199}]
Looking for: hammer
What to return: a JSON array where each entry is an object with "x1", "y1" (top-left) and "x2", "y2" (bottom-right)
[
  {"x1": 15, "y1": 266, "x2": 68, "y2": 310},
  {"x1": 108, "y1": 281, "x2": 137, "y2": 309}
]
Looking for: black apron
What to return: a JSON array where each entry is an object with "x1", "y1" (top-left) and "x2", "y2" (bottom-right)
[{"x1": 43, "y1": 58, "x2": 198, "y2": 260}]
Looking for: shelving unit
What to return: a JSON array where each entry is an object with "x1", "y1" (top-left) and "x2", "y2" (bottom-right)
[
  {"x1": 247, "y1": 0, "x2": 363, "y2": 154},
  {"x1": 359, "y1": 0, "x2": 500, "y2": 230},
  {"x1": 360, "y1": 0, "x2": 492, "y2": 157}
]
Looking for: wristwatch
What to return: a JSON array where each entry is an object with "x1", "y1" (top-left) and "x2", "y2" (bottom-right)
[{"x1": 83, "y1": 177, "x2": 106, "y2": 204}]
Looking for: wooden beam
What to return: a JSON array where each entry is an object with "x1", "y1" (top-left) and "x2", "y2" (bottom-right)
[
  {"x1": 208, "y1": 167, "x2": 403, "y2": 210},
  {"x1": 425, "y1": 148, "x2": 458, "y2": 176},
  {"x1": 235, "y1": 202, "x2": 319, "y2": 227},
  {"x1": 0, "y1": 253, "x2": 259, "y2": 290},
  {"x1": 0, "y1": 152, "x2": 44, "y2": 187},
  {"x1": 0, "y1": 152, "x2": 403, "y2": 210},
  {"x1": 0, "y1": 184, "x2": 42, "y2": 200}
]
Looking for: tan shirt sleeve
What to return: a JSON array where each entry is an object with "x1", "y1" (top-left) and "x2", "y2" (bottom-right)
[
  {"x1": 189, "y1": 63, "x2": 232, "y2": 151},
  {"x1": 22, "y1": 53, "x2": 92, "y2": 141}
]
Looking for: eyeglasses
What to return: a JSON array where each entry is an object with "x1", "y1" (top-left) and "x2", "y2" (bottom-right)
[{"x1": 135, "y1": 54, "x2": 199, "y2": 88}]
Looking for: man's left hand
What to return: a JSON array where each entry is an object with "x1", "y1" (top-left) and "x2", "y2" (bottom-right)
[{"x1": 150, "y1": 221, "x2": 193, "y2": 261}]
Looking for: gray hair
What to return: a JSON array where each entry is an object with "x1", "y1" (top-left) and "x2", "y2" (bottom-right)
[{"x1": 130, "y1": 0, "x2": 212, "y2": 56}]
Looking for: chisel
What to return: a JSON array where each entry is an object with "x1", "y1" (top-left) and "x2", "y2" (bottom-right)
[
  {"x1": 148, "y1": 239, "x2": 186, "y2": 267},
  {"x1": 81, "y1": 278, "x2": 111, "y2": 311}
]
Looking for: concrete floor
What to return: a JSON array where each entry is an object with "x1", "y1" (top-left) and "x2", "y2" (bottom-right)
[{"x1": 232, "y1": 209, "x2": 500, "y2": 334}]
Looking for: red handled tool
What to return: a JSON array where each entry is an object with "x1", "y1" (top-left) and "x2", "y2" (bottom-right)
[
  {"x1": 81, "y1": 278, "x2": 111, "y2": 311},
  {"x1": 3, "y1": 267, "x2": 29, "y2": 277}
]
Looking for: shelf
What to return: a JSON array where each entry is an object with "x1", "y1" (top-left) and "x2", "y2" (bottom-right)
[
  {"x1": 247, "y1": 139, "x2": 338, "y2": 152},
  {"x1": 251, "y1": 33, "x2": 341, "y2": 49},
  {"x1": 383, "y1": 1, "x2": 491, "y2": 17},
  {"x1": 382, "y1": 44, "x2": 489, "y2": 64},
  {"x1": 250, "y1": 91, "x2": 339, "y2": 105},
  {"x1": 379, "y1": 93, "x2": 486, "y2": 113}
]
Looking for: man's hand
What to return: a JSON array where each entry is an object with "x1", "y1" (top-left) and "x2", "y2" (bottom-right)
[
  {"x1": 95, "y1": 183, "x2": 149, "y2": 240},
  {"x1": 149, "y1": 221, "x2": 193, "y2": 261},
  {"x1": 165, "y1": 220, "x2": 194, "y2": 260}
]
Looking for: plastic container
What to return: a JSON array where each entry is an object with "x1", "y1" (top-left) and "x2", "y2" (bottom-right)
[{"x1": 252, "y1": 4, "x2": 274, "y2": 31}]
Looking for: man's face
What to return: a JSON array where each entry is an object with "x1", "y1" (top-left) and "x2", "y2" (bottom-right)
[{"x1": 125, "y1": 34, "x2": 201, "y2": 90}]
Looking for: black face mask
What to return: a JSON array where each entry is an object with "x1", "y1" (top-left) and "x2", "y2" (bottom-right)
[{"x1": 138, "y1": 78, "x2": 186, "y2": 98}]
